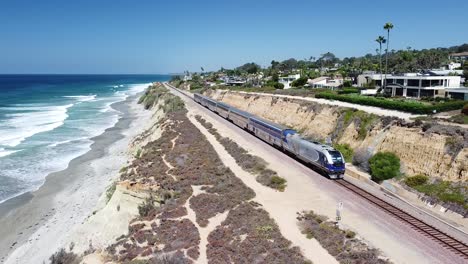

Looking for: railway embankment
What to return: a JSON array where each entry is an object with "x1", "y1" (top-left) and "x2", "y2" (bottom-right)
[{"x1": 205, "y1": 89, "x2": 468, "y2": 219}]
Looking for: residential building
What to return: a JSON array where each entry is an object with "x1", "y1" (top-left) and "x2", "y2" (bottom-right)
[
  {"x1": 446, "y1": 62, "x2": 462, "y2": 70},
  {"x1": 446, "y1": 88, "x2": 468, "y2": 101},
  {"x1": 357, "y1": 73, "x2": 462, "y2": 98},
  {"x1": 279, "y1": 74, "x2": 300, "y2": 89},
  {"x1": 183, "y1": 73, "x2": 192, "y2": 82},
  {"x1": 450, "y1": 52, "x2": 468, "y2": 62},
  {"x1": 308, "y1": 76, "x2": 343, "y2": 89},
  {"x1": 224, "y1": 76, "x2": 246, "y2": 86}
]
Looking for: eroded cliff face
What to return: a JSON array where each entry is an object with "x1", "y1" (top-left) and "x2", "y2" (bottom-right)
[{"x1": 208, "y1": 90, "x2": 467, "y2": 182}]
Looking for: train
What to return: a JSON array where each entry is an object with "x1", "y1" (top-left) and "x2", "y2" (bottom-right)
[{"x1": 193, "y1": 93, "x2": 346, "y2": 179}]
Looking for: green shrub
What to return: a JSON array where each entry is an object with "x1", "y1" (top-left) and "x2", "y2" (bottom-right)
[
  {"x1": 49, "y1": 248, "x2": 80, "y2": 264},
  {"x1": 340, "y1": 110, "x2": 376, "y2": 139},
  {"x1": 368, "y1": 152, "x2": 400, "y2": 182},
  {"x1": 265, "y1": 80, "x2": 284, "y2": 89},
  {"x1": 106, "y1": 181, "x2": 117, "y2": 202},
  {"x1": 343, "y1": 80, "x2": 353, "y2": 87},
  {"x1": 404, "y1": 175, "x2": 429, "y2": 187},
  {"x1": 138, "y1": 195, "x2": 156, "y2": 217},
  {"x1": 345, "y1": 230, "x2": 356, "y2": 239},
  {"x1": 269, "y1": 176, "x2": 287, "y2": 191},
  {"x1": 338, "y1": 88, "x2": 359, "y2": 94},
  {"x1": 316, "y1": 92, "x2": 465, "y2": 114},
  {"x1": 333, "y1": 144, "x2": 353, "y2": 162},
  {"x1": 135, "y1": 148, "x2": 142, "y2": 158},
  {"x1": 412, "y1": 181, "x2": 466, "y2": 207},
  {"x1": 462, "y1": 103, "x2": 468, "y2": 115},
  {"x1": 162, "y1": 95, "x2": 185, "y2": 113},
  {"x1": 291, "y1": 77, "x2": 308, "y2": 87}
]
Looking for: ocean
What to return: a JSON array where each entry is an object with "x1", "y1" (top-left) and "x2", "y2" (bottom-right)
[{"x1": 0, "y1": 74, "x2": 170, "y2": 204}]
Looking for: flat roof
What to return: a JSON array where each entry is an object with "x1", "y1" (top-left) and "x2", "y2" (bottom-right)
[
  {"x1": 250, "y1": 115, "x2": 288, "y2": 130},
  {"x1": 446, "y1": 88, "x2": 468, "y2": 93}
]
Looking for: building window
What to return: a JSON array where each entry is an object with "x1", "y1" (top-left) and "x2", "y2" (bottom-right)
[
  {"x1": 407, "y1": 89, "x2": 419, "y2": 97},
  {"x1": 396, "y1": 79, "x2": 404, "y2": 85},
  {"x1": 408, "y1": 79, "x2": 419, "y2": 86},
  {"x1": 421, "y1": 80, "x2": 430, "y2": 87},
  {"x1": 430, "y1": 79, "x2": 442, "y2": 87}
]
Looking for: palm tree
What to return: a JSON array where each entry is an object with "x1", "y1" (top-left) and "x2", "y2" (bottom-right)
[
  {"x1": 383, "y1": 22, "x2": 394, "y2": 91},
  {"x1": 375, "y1": 36, "x2": 386, "y2": 89}
]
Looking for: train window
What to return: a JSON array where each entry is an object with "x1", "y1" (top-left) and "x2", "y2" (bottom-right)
[{"x1": 328, "y1": 151, "x2": 344, "y2": 166}]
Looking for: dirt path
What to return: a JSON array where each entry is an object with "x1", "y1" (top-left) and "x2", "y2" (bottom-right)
[{"x1": 187, "y1": 112, "x2": 337, "y2": 264}]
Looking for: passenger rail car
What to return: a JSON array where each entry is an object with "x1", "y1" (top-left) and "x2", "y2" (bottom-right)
[{"x1": 193, "y1": 93, "x2": 345, "y2": 179}]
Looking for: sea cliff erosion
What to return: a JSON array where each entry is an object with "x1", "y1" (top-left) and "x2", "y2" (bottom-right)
[{"x1": 207, "y1": 89, "x2": 467, "y2": 182}]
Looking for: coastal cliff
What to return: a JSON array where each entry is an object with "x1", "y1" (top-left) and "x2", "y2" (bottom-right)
[{"x1": 207, "y1": 89, "x2": 468, "y2": 182}]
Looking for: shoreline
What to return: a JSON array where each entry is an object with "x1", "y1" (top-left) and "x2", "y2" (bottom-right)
[{"x1": 0, "y1": 92, "x2": 152, "y2": 264}]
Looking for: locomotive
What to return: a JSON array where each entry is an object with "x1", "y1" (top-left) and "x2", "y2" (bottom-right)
[{"x1": 194, "y1": 93, "x2": 345, "y2": 179}]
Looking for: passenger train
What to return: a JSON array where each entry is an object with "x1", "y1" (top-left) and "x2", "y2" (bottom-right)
[{"x1": 193, "y1": 93, "x2": 346, "y2": 179}]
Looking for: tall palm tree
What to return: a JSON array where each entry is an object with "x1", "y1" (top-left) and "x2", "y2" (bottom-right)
[
  {"x1": 383, "y1": 22, "x2": 394, "y2": 91},
  {"x1": 375, "y1": 36, "x2": 386, "y2": 89}
]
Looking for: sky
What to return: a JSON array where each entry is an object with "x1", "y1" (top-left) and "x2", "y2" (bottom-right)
[{"x1": 0, "y1": 0, "x2": 467, "y2": 74}]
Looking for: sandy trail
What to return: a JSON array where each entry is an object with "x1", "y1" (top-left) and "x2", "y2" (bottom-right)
[
  {"x1": 169, "y1": 85, "x2": 466, "y2": 264},
  {"x1": 186, "y1": 103, "x2": 338, "y2": 264}
]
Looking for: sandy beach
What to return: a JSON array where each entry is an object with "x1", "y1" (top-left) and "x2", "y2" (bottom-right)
[{"x1": 0, "y1": 93, "x2": 153, "y2": 264}]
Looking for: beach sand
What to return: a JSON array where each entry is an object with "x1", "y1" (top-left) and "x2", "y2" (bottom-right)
[{"x1": 0, "y1": 94, "x2": 153, "y2": 264}]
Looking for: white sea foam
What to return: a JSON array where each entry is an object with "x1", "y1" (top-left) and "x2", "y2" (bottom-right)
[
  {"x1": 63, "y1": 95, "x2": 97, "y2": 102},
  {"x1": 113, "y1": 83, "x2": 150, "y2": 100},
  {"x1": 0, "y1": 104, "x2": 73, "y2": 147},
  {"x1": 48, "y1": 137, "x2": 90, "y2": 148},
  {"x1": 0, "y1": 148, "x2": 21, "y2": 158}
]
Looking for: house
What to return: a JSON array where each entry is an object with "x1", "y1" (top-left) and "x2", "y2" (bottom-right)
[
  {"x1": 308, "y1": 77, "x2": 329, "y2": 87},
  {"x1": 279, "y1": 74, "x2": 300, "y2": 89},
  {"x1": 449, "y1": 52, "x2": 468, "y2": 62},
  {"x1": 357, "y1": 73, "x2": 462, "y2": 98},
  {"x1": 308, "y1": 76, "x2": 343, "y2": 89},
  {"x1": 183, "y1": 73, "x2": 192, "y2": 82},
  {"x1": 446, "y1": 88, "x2": 468, "y2": 101},
  {"x1": 446, "y1": 62, "x2": 462, "y2": 70},
  {"x1": 224, "y1": 76, "x2": 246, "y2": 86}
]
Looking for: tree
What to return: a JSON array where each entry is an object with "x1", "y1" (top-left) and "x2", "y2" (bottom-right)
[
  {"x1": 368, "y1": 152, "x2": 400, "y2": 182},
  {"x1": 375, "y1": 36, "x2": 386, "y2": 89},
  {"x1": 237, "y1": 62, "x2": 260, "y2": 74},
  {"x1": 383, "y1": 22, "x2": 394, "y2": 91},
  {"x1": 271, "y1": 60, "x2": 280, "y2": 70},
  {"x1": 463, "y1": 62, "x2": 468, "y2": 86},
  {"x1": 291, "y1": 77, "x2": 308, "y2": 87},
  {"x1": 318, "y1": 52, "x2": 338, "y2": 68}
]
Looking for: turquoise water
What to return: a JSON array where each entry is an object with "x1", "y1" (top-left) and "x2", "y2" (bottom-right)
[{"x1": 0, "y1": 74, "x2": 170, "y2": 203}]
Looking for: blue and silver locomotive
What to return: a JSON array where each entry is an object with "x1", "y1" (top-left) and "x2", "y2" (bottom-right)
[{"x1": 194, "y1": 93, "x2": 345, "y2": 179}]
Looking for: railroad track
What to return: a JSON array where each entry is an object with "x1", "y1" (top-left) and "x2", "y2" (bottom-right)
[
  {"x1": 166, "y1": 83, "x2": 468, "y2": 260},
  {"x1": 335, "y1": 179, "x2": 468, "y2": 259}
]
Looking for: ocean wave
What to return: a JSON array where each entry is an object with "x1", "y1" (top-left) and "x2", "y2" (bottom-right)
[
  {"x1": 48, "y1": 137, "x2": 90, "y2": 148},
  {"x1": 63, "y1": 95, "x2": 97, "y2": 102},
  {"x1": 113, "y1": 83, "x2": 151, "y2": 100},
  {"x1": 0, "y1": 104, "x2": 73, "y2": 147},
  {"x1": 0, "y1": 148, "x2": 21, "y2": 158}
]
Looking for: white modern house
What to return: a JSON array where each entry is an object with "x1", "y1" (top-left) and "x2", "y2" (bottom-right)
[
  {"x1": 308, "y1": 76, "x2": 343, "y2": 89},
  {"x1": 279, "y1": 74, "x2": 300, "y2": 89},
  {"x1": 357, "y1": 73, "x2": 462, "y2": 98}
]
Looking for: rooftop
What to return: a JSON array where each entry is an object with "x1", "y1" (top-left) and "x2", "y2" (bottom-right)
[
  {"x1": 450, "y1": 51, "x2": 468, "y2": 57},
  {"x1": 446, "y1": 88, "x2": 468, "y2": 94}
]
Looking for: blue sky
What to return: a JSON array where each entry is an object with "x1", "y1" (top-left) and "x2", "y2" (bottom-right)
[{"x1": 0, "y1": 0, "x2": 467, "y2": 74}]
